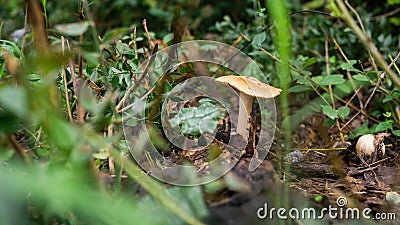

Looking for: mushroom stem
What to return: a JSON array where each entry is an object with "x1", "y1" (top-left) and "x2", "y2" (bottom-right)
[{"x1": 237, "y1": 92, "x2": 253, "y2": 139}]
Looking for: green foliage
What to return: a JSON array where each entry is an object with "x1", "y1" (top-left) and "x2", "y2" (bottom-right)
[
  {"x1": 169, "y1": 98, "x2": 225, "y2": 136},
  {"x1": 1, "y1": 1, "x2": 400, "y2": 224}
]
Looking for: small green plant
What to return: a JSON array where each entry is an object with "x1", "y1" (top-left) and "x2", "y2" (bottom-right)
[{"x1": 169, "y1": 98, "x2": 225, "y2": 136}]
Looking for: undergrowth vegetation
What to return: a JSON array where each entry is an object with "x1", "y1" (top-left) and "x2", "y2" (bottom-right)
[{"x1": 0, "y1": 0, "x2": 399, "y2": 224}]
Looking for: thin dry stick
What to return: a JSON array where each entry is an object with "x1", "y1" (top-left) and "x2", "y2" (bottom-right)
[
  {"x1": 347, "y1": 165, "x2": 378, "y2": 176},
  {"x1": 7, "y1": 134, "x2": 31, "y2": 164},
  {"x1": 340, "y1": 51, "x2": 400, "y2": 131},
  {"x1": 296, "y1": 147, "x2": 347, "y2": 151},
  {"x1": 107, "y1": 122, "x2": 115, "y2": 175},
  {"x1": 21, "y1": 1, "x2": 28, "y2": 51},
  {"x1": 61, "y1": 36, "x2": 73, "y2": 122},
  {"x1": 333, "y1": 38, "x2": 394, "y2": 102},
  {"x1": 66, "y1": 40, "x2": 86, "y2": 123},
  {"x1": 133, "y1": 26, "x2": 138, "y2": 59},
  {"x1": 335, "y1": 0, "x2": 400, "y2": 88},
  {"x1": 389, "y1": 53, "x2": 400, "y2": 73},
  {"x1": 332, "y1": 38, "x2": 363, "y2": 107},
  {"x1": 33, "y1": 127, "x2": 42, "y2": 149},
  {"x1": 115, "y1": 49, "x2": 157, "y2": 112},
  {"x1": 66, "y1": 41, "x2": 79, "y2": 100},
  {"x1": 142, "y1": 19, "x2": 154, "y2": 50},
  {"x1": 241, "y1": 33, "x2": 380, "y2": 124},
  {"x1": 324, "y1": 37, "x2": 345, "y2": 143},
  {"x1": 241, "y1": 32, "x2": 382, "y2": 126},
  {"x1": 345, "y1": 0, "x2": 379, "y2": 73},
  {"x1": 119, "y1": 85, "x2": 156, "y2": 113},
  {"x1": 371, "y1": 8, "x2": 400, "y2": 20}
]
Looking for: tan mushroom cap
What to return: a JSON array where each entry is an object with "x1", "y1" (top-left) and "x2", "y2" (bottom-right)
[{"x1": 216, "y1": 75, "x2": 281, "y2": 98}]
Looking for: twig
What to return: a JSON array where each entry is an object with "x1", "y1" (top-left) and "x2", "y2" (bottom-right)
[
  {"x1": 240, "y1": 33, "x2": 380, "y2": 124},
  {"x1": 361, "y1": 157, "x2": 390, "y2": 169},
  {"x1": 324, "y1": 35, "x2": 344, "y2": 143},
  {"x1": 371, "y1": 8, "x2": 400, "y2": 20},
  {"x1": 7, "y1": 134, "x2": 31, "y2": 164},
  {"x1": 296, "y1": 147, "x2": 347, "y2": 151},
  {"x1": 142, "y1": 19, "x2": 154, "y2": 49},
  {"x1": 347, "y1": 165, "x2": 378, "y2": 176},
  {"x1": 33, "y1": 127, "x2": 42, "y2": 149},
  {"x1": 115, "y1": 45, "x2": 158, "y2": 112},
  {"x1": 340, "y1": 51, "x2": 400, "y2": 131},
  {"x1": 335, "y1": 0, "x2": 400, "y2": 88},
  {"x1": 332, "y1": 38, "x2": 363, "y2": 107},
  {"x1": 61, "y1": 36, "x2": 73, "y2": 122},
  {"x1": 344, "y1": 0, "x2": 379, "y2": 74}
]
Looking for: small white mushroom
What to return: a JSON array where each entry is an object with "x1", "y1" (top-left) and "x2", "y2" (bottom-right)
[
  {"x1": 356, "y1": 133, "x2": 389, "y2": 164},
  {"x1": 215, "y1": 75, "x2": 281, "y2": 139}
]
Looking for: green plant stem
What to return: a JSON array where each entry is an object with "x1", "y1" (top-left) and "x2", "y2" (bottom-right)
[
  {"x1": 110, "y1": 149, "x2": 205, "y2": 225},
  {"x1": 267, "y1": 1, "x2": 291, "y2": 224},
  {"x1": 335, "y1": 0, "x2": 400, "y2": 88}
]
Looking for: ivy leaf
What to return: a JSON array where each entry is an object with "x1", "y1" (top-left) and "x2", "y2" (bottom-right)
[
  {"x1": 322, "y1": 105, "x2": 338, "y2": 120},
  {"x1": 319, "y1": 75, "x2": 345, "y2": 86},
  {"x1": 169, "y1": 98, "x2": 225, "y2": 135}
]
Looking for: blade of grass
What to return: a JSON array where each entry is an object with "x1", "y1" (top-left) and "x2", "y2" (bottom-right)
[
  {"x1": 267, "y1": 1, "x2": 291, "y2": 224},
  {"x1": 110, "y1": 149, "x2": 205, "y2": 225}
]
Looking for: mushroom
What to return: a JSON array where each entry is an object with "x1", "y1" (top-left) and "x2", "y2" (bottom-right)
[
  {"x1": 215, "y1": 75, "x2": 281, "y2": 140},
  {"x1": 356, "y1": 133, "x2": 389, "y2": 164}
]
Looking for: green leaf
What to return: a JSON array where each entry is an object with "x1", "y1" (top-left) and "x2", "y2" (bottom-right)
[
  {"x1": 322, "y1": 105, "x2": 338, "y2": 120},
  {"x1": 353, "y1": 74, "x2": 369, "y2": 82},
  {"x1": 45, "y1": 116, "x2": 79, "y2": 152},
  {"x1": 314, "y1": 195, "x2": 324, "y2": 202},
  {"x1": 392, "y1": 130, "x2": 400, "y2": 136},
  {"x1": 101, "y1": 28, "x2": 129, "y2": 45},
  {"x1": 55, "y1": 21, "x2": 91, "y2": 36},
  {"x1": 251, "y1": 31, "x2": 266, "y2": 49},
  {"x1": 340, "y1": 60, "x2": 356, "y2": 69},
  {"x1": 0, "y1": 148, "x2": 14, "y2": 160},
  {"x1": 163, "y1": 33, "x2": 174, "y2": 44},
  {"x1": 27, "y1": 74, "x2": 41, "y2": 82},
  {"x1": 169, "y1": 98, "x2": 225, "y2": 135},
  {"x1": 126, "y1": 117, "x2": 138, "y2": 126},
  {"x1": 375, "y1": 120, "x2": 393, "y2": 132},
  {"x1": 319, "y1": 75, "x2": 345, "y2": 86},
  {"x1": 383, "y1": 112, "x2": 391, "y2": 118},
  {"x1": 338, "y1": 106, "x2": 350, "y2": 119},
  {"x1": 288, "y1": 85, "x2": 312, "y2": 93},
  {"x1": 388, "y1": 0, "x2": 400, "y2": 4},
  {"x1": 80, "y1": 86, "x2": 99, "y2": 115},
  {"x1": 336, "y1": 82, "x2": 353, "y2": 94},
  {"x1": 199, "y1": 117, "x2": 218, "y2": 134},
  {"x1": 303, "y1": 57, "x2": 317, "y2": 69},
  {"x1": 350, "y1": 120, "x2": 370, "y2": 138},
  {"x1": 0, "y1": 86, "x2": 28, "y2": 118},
  {"x1": 340, "y1": 60, "x2": 361, "y2": 72}
]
